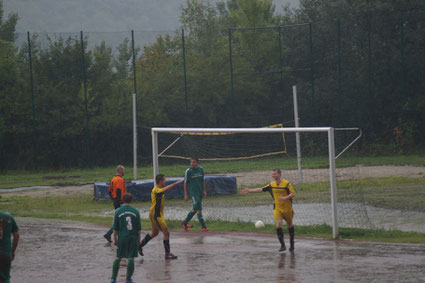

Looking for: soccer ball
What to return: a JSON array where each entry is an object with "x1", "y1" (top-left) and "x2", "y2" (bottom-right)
[{"x1": 255, "y1": 220, "x2": 265, "y2": 228}]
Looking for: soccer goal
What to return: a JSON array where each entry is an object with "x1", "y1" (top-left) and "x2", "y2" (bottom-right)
[{"x1": 151, "y1": 127, "x2": 346, "y2": 237}]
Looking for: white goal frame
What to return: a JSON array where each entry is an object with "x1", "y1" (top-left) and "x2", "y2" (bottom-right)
[{"x1": 151, "y1": 127, "x2": 339, "y2": 238}]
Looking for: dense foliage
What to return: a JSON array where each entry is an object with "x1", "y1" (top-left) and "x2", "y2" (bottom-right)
[{"x1": 1, "y1": 0, "x2": 424, "y2": 169}]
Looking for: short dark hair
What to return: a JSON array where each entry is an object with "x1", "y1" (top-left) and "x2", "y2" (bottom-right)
[
  {"x1": 272, "y1": 168, "x2": 282, "y2": 175},
  {"x1": 191, "y1": 158, "x2": 199, "y2": 162},
  {"x1": 122, "y1": 193, "x2": 133, "y2": 203},
  {"x1": 156, "y1": 174, "x2": 165, "y2": 184}
]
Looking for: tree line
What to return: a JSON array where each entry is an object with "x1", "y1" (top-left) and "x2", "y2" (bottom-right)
[{"x1": 1, "y1": 0, "x2": 424, "y2": 170}]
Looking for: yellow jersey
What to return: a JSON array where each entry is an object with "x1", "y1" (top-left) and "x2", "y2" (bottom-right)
[
  {"x1": 262, "y1": 179, "x2": 295, "y2": 212},
  {"x1": 149, "y1": 186, "x2": 165, "y2": 218}
]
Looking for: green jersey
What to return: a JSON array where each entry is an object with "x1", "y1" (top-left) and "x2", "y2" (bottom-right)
[
  {"x1": 0, "y1": 212, "x2": 18, "y2": 258},
  {"x1": 184, "y1": 166, "x2": 204, "y2": 197},
  {"x1": 113, "y1": 205, "x2": 141, "y2": 239}
]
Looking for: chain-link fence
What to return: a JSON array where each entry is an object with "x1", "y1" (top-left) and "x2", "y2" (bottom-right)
[{"x1": 1, "y1": 10, "x2": 424, "y2": 170}]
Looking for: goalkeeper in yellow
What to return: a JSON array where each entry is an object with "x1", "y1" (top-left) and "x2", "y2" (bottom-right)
[{"x1": 241, "y1": 169, "x2": 296, "y2": 252}]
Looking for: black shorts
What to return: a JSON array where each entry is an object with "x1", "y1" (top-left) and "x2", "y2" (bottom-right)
[{"x1": 112, "y1": 198, "x2": 121, "y2": 209}]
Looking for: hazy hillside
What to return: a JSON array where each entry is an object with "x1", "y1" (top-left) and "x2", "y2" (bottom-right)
[{"x1": 4, "y1": 0, "x2": 299, "y2": 33}]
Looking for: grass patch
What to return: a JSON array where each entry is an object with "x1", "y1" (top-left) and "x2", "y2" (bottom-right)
[
  {"x1": 294, "y1": 176, "x2": 425, "y2": 212},
  {"x1": 0, "y1": 154, "x2": 424, "y2": 189},
  {"x1": 2, "y1": 192, "x2": 425, "y2": 243}
]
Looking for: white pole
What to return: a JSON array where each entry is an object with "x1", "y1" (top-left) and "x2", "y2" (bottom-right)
[
  {"x1": 132, "y1": 93, "x2": 137, "y2": 180},
  {"x1": 152, "y1": 127, "x2": 331, "y2": 133},
  {"x1": 292, "y1": 86, "x2": 303, "y2": 184},
  {"x1": 328, "y1": 127, "x2": 338, "y2": 239},
  {"x1": 151, "y1": 130, "x2": 159, "y2": 183}
]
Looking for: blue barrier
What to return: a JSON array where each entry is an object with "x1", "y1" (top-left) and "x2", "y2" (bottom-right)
[{"x1": 94, "y1": 176, "x2": 237, "y2": 201}]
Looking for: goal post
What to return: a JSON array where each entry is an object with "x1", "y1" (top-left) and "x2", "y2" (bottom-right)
[{"x1": 151, "y1": 126, "x2": 339, "y2": 238}]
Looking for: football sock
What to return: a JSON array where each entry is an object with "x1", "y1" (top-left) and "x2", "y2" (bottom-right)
[
  {"x1": 197, "y1": 213, "x2": 206, "y2": 228},
  {"x1": 277, "y1": 228, "x2": 285, "y2": 247},
  {"x1": 289, "y1": 226, "x2": 295, "y2": 247},
  {"x1": 183, "y1": 211, "x2": 196, "y2": 226},
  {"x1": 112, "y1": 259, "x2": 120, "y2": 279},
  {"x1": 105, "y1": 226, "x2": 113, "y2": 237},
  {"x1": 126, "y1": 259, "x2": 134, "y2": 281},
  {"x1": 141, "y1": 233, "x2": 152, "y2": 248},
  {"x1": 163, "y1": 240, "x2": 170, "y2": 254}
]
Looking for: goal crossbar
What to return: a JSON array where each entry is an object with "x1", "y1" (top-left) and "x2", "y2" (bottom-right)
[
  {"x1": 152, "y1": 127, "x2": 331, "y2": 133},
  {"x1": 151, "y1": 127, "x2": 339, "y2": 238}
]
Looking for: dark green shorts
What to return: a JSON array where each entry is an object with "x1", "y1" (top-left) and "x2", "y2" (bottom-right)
[
  {"x1": 191, "y1": 195, "x2": 203, "y2": 211},
  {"x1": 117, "y1": 236, "x2": 138, "y2": 259},
  {"x1": 0, "y1": 252, "x2": 11, "y2": 283}
]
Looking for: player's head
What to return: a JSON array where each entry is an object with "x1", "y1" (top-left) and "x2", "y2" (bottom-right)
[
  {"x1": 272, "y1": 168, "x2": 282, "y2": 180},
  {"x1": 122, "y1": 193, "x2": 132, "y2": 204},
  {"x1": 190, "y1": 158, "x2": 199, "y2": 169},
  {"x1": 156, "y1": 174, "x2": 165, "y2": 186},
  {"x1": 116, "y1": 165, "x2": 125, "y2": 176}
]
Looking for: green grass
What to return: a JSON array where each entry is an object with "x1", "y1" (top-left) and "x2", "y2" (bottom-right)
[
  {"x1": 1, "y1": 192, "x2": 425, "y2": 243},
  {"x1": 294, "y1": 176, "x2": 425, "y2": 212},
  {"x1": 0, "y1": 154, "x2": 424, "y2": 189}
]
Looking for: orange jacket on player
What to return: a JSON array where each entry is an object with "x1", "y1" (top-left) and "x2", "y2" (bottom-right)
[{"x1": 108, "y1": 175, "x2": 127, "y2": 201}]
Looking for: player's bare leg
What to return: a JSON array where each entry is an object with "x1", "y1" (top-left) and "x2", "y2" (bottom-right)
[
  {"x1": 275, "y1": 219, "x2": 286, "y2": 252},
  {"x1": 138, "y1": 228, "x2": 159, "y2": 256},
  {"x1": 161, "y1": 227, "x2": 177, "y2": 259}
]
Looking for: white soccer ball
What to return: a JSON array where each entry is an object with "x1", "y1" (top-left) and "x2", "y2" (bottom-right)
[{"x1": 255, "y1": 220, "x2": 265, "y2": 228}]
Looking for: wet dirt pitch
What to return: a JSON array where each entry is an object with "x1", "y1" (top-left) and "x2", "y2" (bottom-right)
[{"x1": 10, "y1": 218, "x2": 425, "y2": 283}]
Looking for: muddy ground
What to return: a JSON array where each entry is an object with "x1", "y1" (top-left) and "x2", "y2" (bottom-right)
[{"x1": 10, "y1": 218, "x2": 425, "y2": 283}]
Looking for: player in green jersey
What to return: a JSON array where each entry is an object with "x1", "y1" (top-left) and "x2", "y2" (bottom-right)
[
  {"x1": 0, "y1": 212, "x2": 19, "y2": 283},
  {"x1": 180, "y1": 158, "x2": 208, "y2": 231},
  {"x1": 110, "y1": 193, "x2": 141, "y2": 283}
]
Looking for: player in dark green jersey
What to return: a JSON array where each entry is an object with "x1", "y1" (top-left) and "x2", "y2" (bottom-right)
[
  {"x1": 180, "y1": 158, "x2": 208, "y2": 231},
  {"x1": 110, "y1": 193, "x2": 141, "y2": 283},
  {"x1": 0, "y1": 212, "x2": 19, "y2": 283}
]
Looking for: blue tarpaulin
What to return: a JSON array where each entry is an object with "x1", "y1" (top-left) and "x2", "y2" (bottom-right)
[{"x1": 94, "y1": 176, "x2": 237, "y2": 201}]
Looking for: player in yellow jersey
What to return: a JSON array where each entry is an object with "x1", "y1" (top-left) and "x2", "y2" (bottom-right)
[
  {"x1": 138, "y1": 174, "x2": 183, "y2": 259},
  {"x1": 241, "y1": 169, "x2": 296, "y2": 252}
]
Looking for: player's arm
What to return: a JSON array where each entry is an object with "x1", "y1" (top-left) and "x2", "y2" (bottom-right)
[
  {"x1": 203, "y1": 180, "x2": 207, "y2": 197},
  {"x1": 162, "y1": 179, "x2": 184, "y2": 192},
  {"x1": 278, "y1": 184, "x2": 296, "y2": 201},
  {"x1": 241, "y1": 184, "x2": 271, "y2": 194},
  {"x1": 136, "y1": 213, "x2": 142, "y2": 245},
  {"x1": 112, "y1": 212, "x2": 118, "y2": 246},
  {"x1": 184, "y1": 182, "x2": 188, "y2": 201},
  {"x1": 113, "y1": 229, "x2": 118, "y2": 246},
  {"x1": 184, "y1": 169, "x2": 189, "y2": 201},
  {"x1": 108, "y1": 181, "x2": 113, "y2": 198},
  {"x1": 240, "y1": 187, "x2": 263, "y2": 194},
  {"x1": 278, "y1": 192, "x2": 295, "y2": 201},
  {"x1": 12, "y1": 231, "x2": 19, "y2": 261}
]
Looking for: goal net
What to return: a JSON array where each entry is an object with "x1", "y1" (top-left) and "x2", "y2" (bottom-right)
[{"x1": 151, "y1": 127, "x2": 373, "y2": 237}]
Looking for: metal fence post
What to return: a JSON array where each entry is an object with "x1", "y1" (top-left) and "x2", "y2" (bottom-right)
[
  {"x1": 131, "y1": 30, "x2": 138, "y2": 180},
  {"x1": 228, "y1": 28, "x2": 236, "y2": 118},
  {"x1": 400, "y1": 12, "x2": 407, "y2": 99},
  {"x1": 27, "y1": 31, "x2": 38, "y2": 171},
  {"x1": 80, "y1": 31, "x2": 91, "y2": 168},
  {"x1": 182, "y1": 29, "x2": 189, "y2": 117},
  {"x1": 337, "y1": 20, "x2": 343, "y2": 126},
  {"x1": 308, "y1": 23, "x2": 316, "y2": 125}
]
